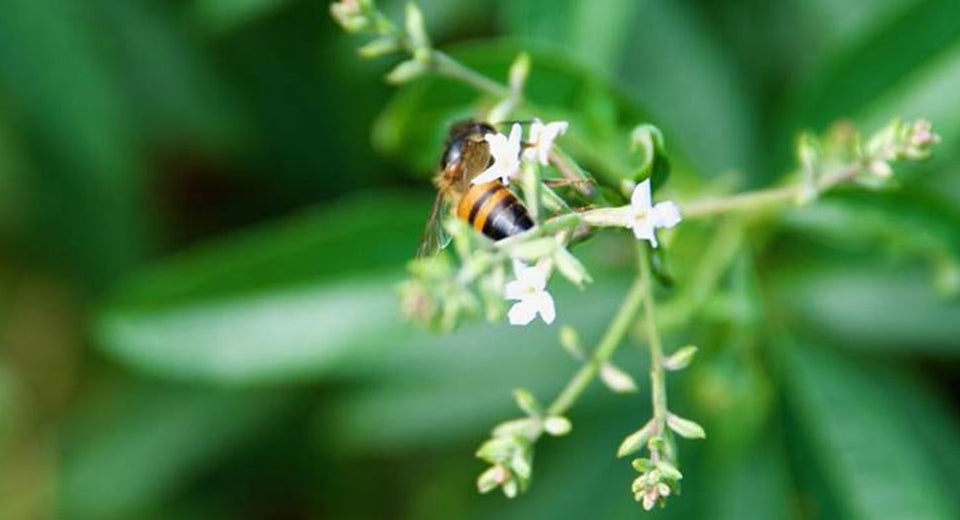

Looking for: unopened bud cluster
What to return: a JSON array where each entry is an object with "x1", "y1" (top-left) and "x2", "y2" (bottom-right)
[{"x1": 475, "y1": 389, "x2": 571, "y2": 498}]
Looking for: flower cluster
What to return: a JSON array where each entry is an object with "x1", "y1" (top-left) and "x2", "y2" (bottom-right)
[
  {"x1": 475, "y1": 389, "x2": 571, "y2": 498},
  {"x1": 471, "y1": 119, "x2": 568, "y2": 185},
  {"x1": 630, "y1": 458, "x2": 680, "y2": 511},
  {"x1": 865, "y1": 118, "x2": 941, "y2": 178}
]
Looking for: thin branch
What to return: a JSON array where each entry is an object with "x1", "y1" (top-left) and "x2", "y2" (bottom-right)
[{"x1": 546, "y1": 241, "x2": 647, "y2": 417}]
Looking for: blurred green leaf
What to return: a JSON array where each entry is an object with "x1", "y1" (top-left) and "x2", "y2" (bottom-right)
[
  {"x1": 784, "y1": 343, "x2": 959, "y2": 519},
  {"x1": 97, "y1": 0, "x2": 247, "y2": 150},
  {"x1": 0, "y1": 0, "x2": 148, "y2": 283},
  {"x1": 95, "y1": 192, "x2": 429, "y2": 383},
  {"x1": 705, "y1": 434, "x2": 792, "y2": 520},
  {"x1": 59, "y1": 381, "x2": 296, "y2": 520},
  {"x1": 773, "y1": 263, "x2": 960, "y2": 352},
  {"x1": 793, "y1": 0, "x2": 960, "y2": 134},
  {"x1": 798, "y1": 0, "x2": 920, "y2": 53},
  {"x1": 322, "y1": 280, "x2": 634, "y2": 451},
  {"x1": 192, "y1": 0, "x2": 294, "y2": 33},
  {"x1": 615, "y1": 1, "x2": 756, "y2": 178},
  {"x1": 780, "y1": 192, "x2": 960, "y2": 272},
  {"x1": 500, "y1": 0, "x2": 641, "y2": 74},
  {"x1": 500, "y1": 0, "x2": 754, "y2": 178}
]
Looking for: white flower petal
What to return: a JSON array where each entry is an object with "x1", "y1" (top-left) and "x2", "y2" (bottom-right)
[
  {"x1": 651, "y1": 201, "x2": 682, "y2": 229},
  {"x1": 631, "y1": 218, "x2": 657, "y2": 247},
  {"x1": 476, "y1": 128, "x2": 522, "y2": 185},
  {"x1": 504, "y1": 280, "x2": 526, "y2": 301},
  {"x1": 533, "y1": 291, "x2": 556, "y2": 324},
  {"x1": 471, "y1": 168, "x2": 502, "y2": 185},
  {"x1": 631, "y1": 179, "x2": 652, "y2": 211},
  {"x1": 508, "y1": 300, "x2": 538, "y2": 325},
  {"x1": 535, "y1": 121, "x2": 568, "y2": 165},
  {"x1": 507, "y1": 123, "x2": 523, "y2": 149}
]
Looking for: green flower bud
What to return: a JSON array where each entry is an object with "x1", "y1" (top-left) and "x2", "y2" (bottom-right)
[
  {"x1": 358, "y1": 37, "x2": 400, "y2": 58},
  {"x1": 663, "y1": 345, "x2": 698, "y2": 371},
  {"x1": 513, "y1": 388, "x2": 542, "y2": 416},
  {"x1": 543, "y1": 416, "x2": 572, "y2": 436},
  {"x1": 386, "y1": 59, "x2": 427, "y2": 84},
  {"x1": 404, "y1": 2, "x2": 430, "y2": 49},
  {"x1": 666, "y1": 412, "x2": 706, "y2": 439},
  {"x1": 617, "y1": 419, "x2": 655, "y2": 457}
]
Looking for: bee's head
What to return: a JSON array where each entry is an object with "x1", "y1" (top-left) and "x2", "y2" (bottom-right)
[{"x1": 441, "y1": 120, "x2": 497, "y2": 169}]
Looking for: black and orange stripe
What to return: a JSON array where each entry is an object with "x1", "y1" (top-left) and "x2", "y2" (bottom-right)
[{"x1": 456, "y1": 181, "x2": 534, "y2": 240}]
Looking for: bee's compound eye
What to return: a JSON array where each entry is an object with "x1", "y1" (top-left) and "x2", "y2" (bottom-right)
[{"x1": 441, "y1": 137, "x2": 464, "y2": 169}]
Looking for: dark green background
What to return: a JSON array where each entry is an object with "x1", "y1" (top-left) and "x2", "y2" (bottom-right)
[{"x1": 1, "y1": 0, "x2": 959, "y2": 518}]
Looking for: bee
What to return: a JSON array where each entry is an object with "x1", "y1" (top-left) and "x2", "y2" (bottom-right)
[{"x1": 417, "y1": 120, "x2": 534, "y2": 256}]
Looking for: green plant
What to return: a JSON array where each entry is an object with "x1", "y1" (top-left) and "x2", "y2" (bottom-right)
[{"x1": 330, "y1": 0, "x2": 946, "y2": 511}]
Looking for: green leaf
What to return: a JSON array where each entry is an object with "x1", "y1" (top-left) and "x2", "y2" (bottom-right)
[
  {"x1": 58, "y1": 381, "x2": 295, "y2": 520},
  {"x1": 772, "y1": 262, "x2": 960, "y2": 352},
  {"x1": 0, "y1": 0, "x2": 148, "y2": 284},
  {"x1": 191, "y1": 0, "x2": 294, "y2": 32},
  {"x1": 617, "y1": 1, "x2": 756, "y2": 178},
  {"x1": 794, "y1": 0, "x2": 960, "y2": 133},
  {"x1": 94, "y1": 192, "x2": 429, "y2": 384},
  {"x1": 783, "y1": 343, "x2": 959, "y2": 520}
]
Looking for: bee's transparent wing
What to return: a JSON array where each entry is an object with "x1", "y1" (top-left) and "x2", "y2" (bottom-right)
[{"x1": 416, "y1": 193, "x2": 453, "y2": 257}]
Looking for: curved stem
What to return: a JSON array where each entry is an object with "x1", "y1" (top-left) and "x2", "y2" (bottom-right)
[
  {"x1": 546, "y1": 241, "x2": 647, "y2": 417},
  {"x1": 431, "y1": 51, "x2": 511, "y2": 97}
]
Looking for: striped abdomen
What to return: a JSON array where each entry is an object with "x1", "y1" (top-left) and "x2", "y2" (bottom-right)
[{"x1": 456, "y1": 182, "x2": 534, "y2": 240}]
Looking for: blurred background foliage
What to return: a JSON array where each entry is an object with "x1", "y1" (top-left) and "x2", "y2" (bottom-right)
[{"x1": 0, "y1": 0, "x2": 959, "y2": 518}]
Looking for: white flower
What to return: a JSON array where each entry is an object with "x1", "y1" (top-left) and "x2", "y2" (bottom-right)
[
  {"x1": 504, "y1": 260, "x2": 555, "y2": 325},
  {"x1": 524, "y1": 119, "x2": 568, "y2": 166},
  {"x1": 472, "y1": 123, "x2": 522, "y2": 185},
  {"x1": 626, "y1": 179, "x2": 681, "y2": 247}
]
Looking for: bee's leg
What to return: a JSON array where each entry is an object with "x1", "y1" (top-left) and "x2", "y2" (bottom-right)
[{"x1": 547, "y1": 149, "x2": 597, "y2": 198}]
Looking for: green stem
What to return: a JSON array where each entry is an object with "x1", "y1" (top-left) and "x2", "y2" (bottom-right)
[
  {"x1": 638, "y1": 245, "x2": 667, "y2": 436},
  {"x1": 431, "y1": 51, "x2": 511, "y2": 98},
  {"x1": 681, "y1": 164, "x2": 861, "y2": 220},
  {"x1": 546, "y1": 242, "x2": 648, "y2": 417}
]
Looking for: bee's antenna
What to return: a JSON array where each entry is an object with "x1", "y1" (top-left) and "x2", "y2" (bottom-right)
[{"x1": 492, "y1": 119, "x2": 536, "y2": 127}]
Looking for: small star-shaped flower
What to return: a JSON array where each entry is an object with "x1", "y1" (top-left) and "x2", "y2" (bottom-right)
[
  {"x1": 504, "y1": 260, "x2": 555, "y2": 325},
  {"x1": 523, "y1": 119, "x2": 568, "y2": 166},
  {"x1": 472, "y1": 123, "x2": 522, "y2": 185},
  {"x1": 626, "y1": 179, "x2": 681, "y2": 247}
]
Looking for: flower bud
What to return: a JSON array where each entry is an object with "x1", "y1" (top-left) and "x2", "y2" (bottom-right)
[
  {"x1": 543, "y1": 416, "x2": 572, "y2": 436},
  {"x1": 903, "y1": 118, "x2": 941, "y2": 160},
  {"x1": 502, "y1": 477, "x2": 519, "y2": 498},
  {"x1": 666, "y1": 412, "x2": 706, "y2": 439},
  {"x1": 558, "y1": 325, "x2": 584, "y2": 359},
  {"x1": 477, "y1": 465, "x2": 507, "y2": 493},
  {"x1": 663, "y1": 345, "x2": 698, "y2": 371},
  {"x1": 508, "y1": 52, "x2": 531, "y2": 94},
  {"x1": 386, "y1": 59, "x2": 427, "y2": 84},
  {"x1": 656, "y1": 460, "x2": 683, "y2": 481},
  {"x1": 554, "y1": 247, "x2": 592, "y2": 288},
  {"x1": 599, "y1": 363, "x2": 638, "y2": 393},
  {"x1": 617, "y1": 419, "x2": 655, "y2": 457},
  {"x1": 513, "y1": 388, "x2": 542, "y2": 416},
  {"x1": 404, "y1": 2, "x2": 430, "y2": 49},
  {"x1": 330, "y1": 0, "x2": 370, "y2": 32},
  {"x1": 358, "y1": 37, "x2": 399, "y2": 58}
]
